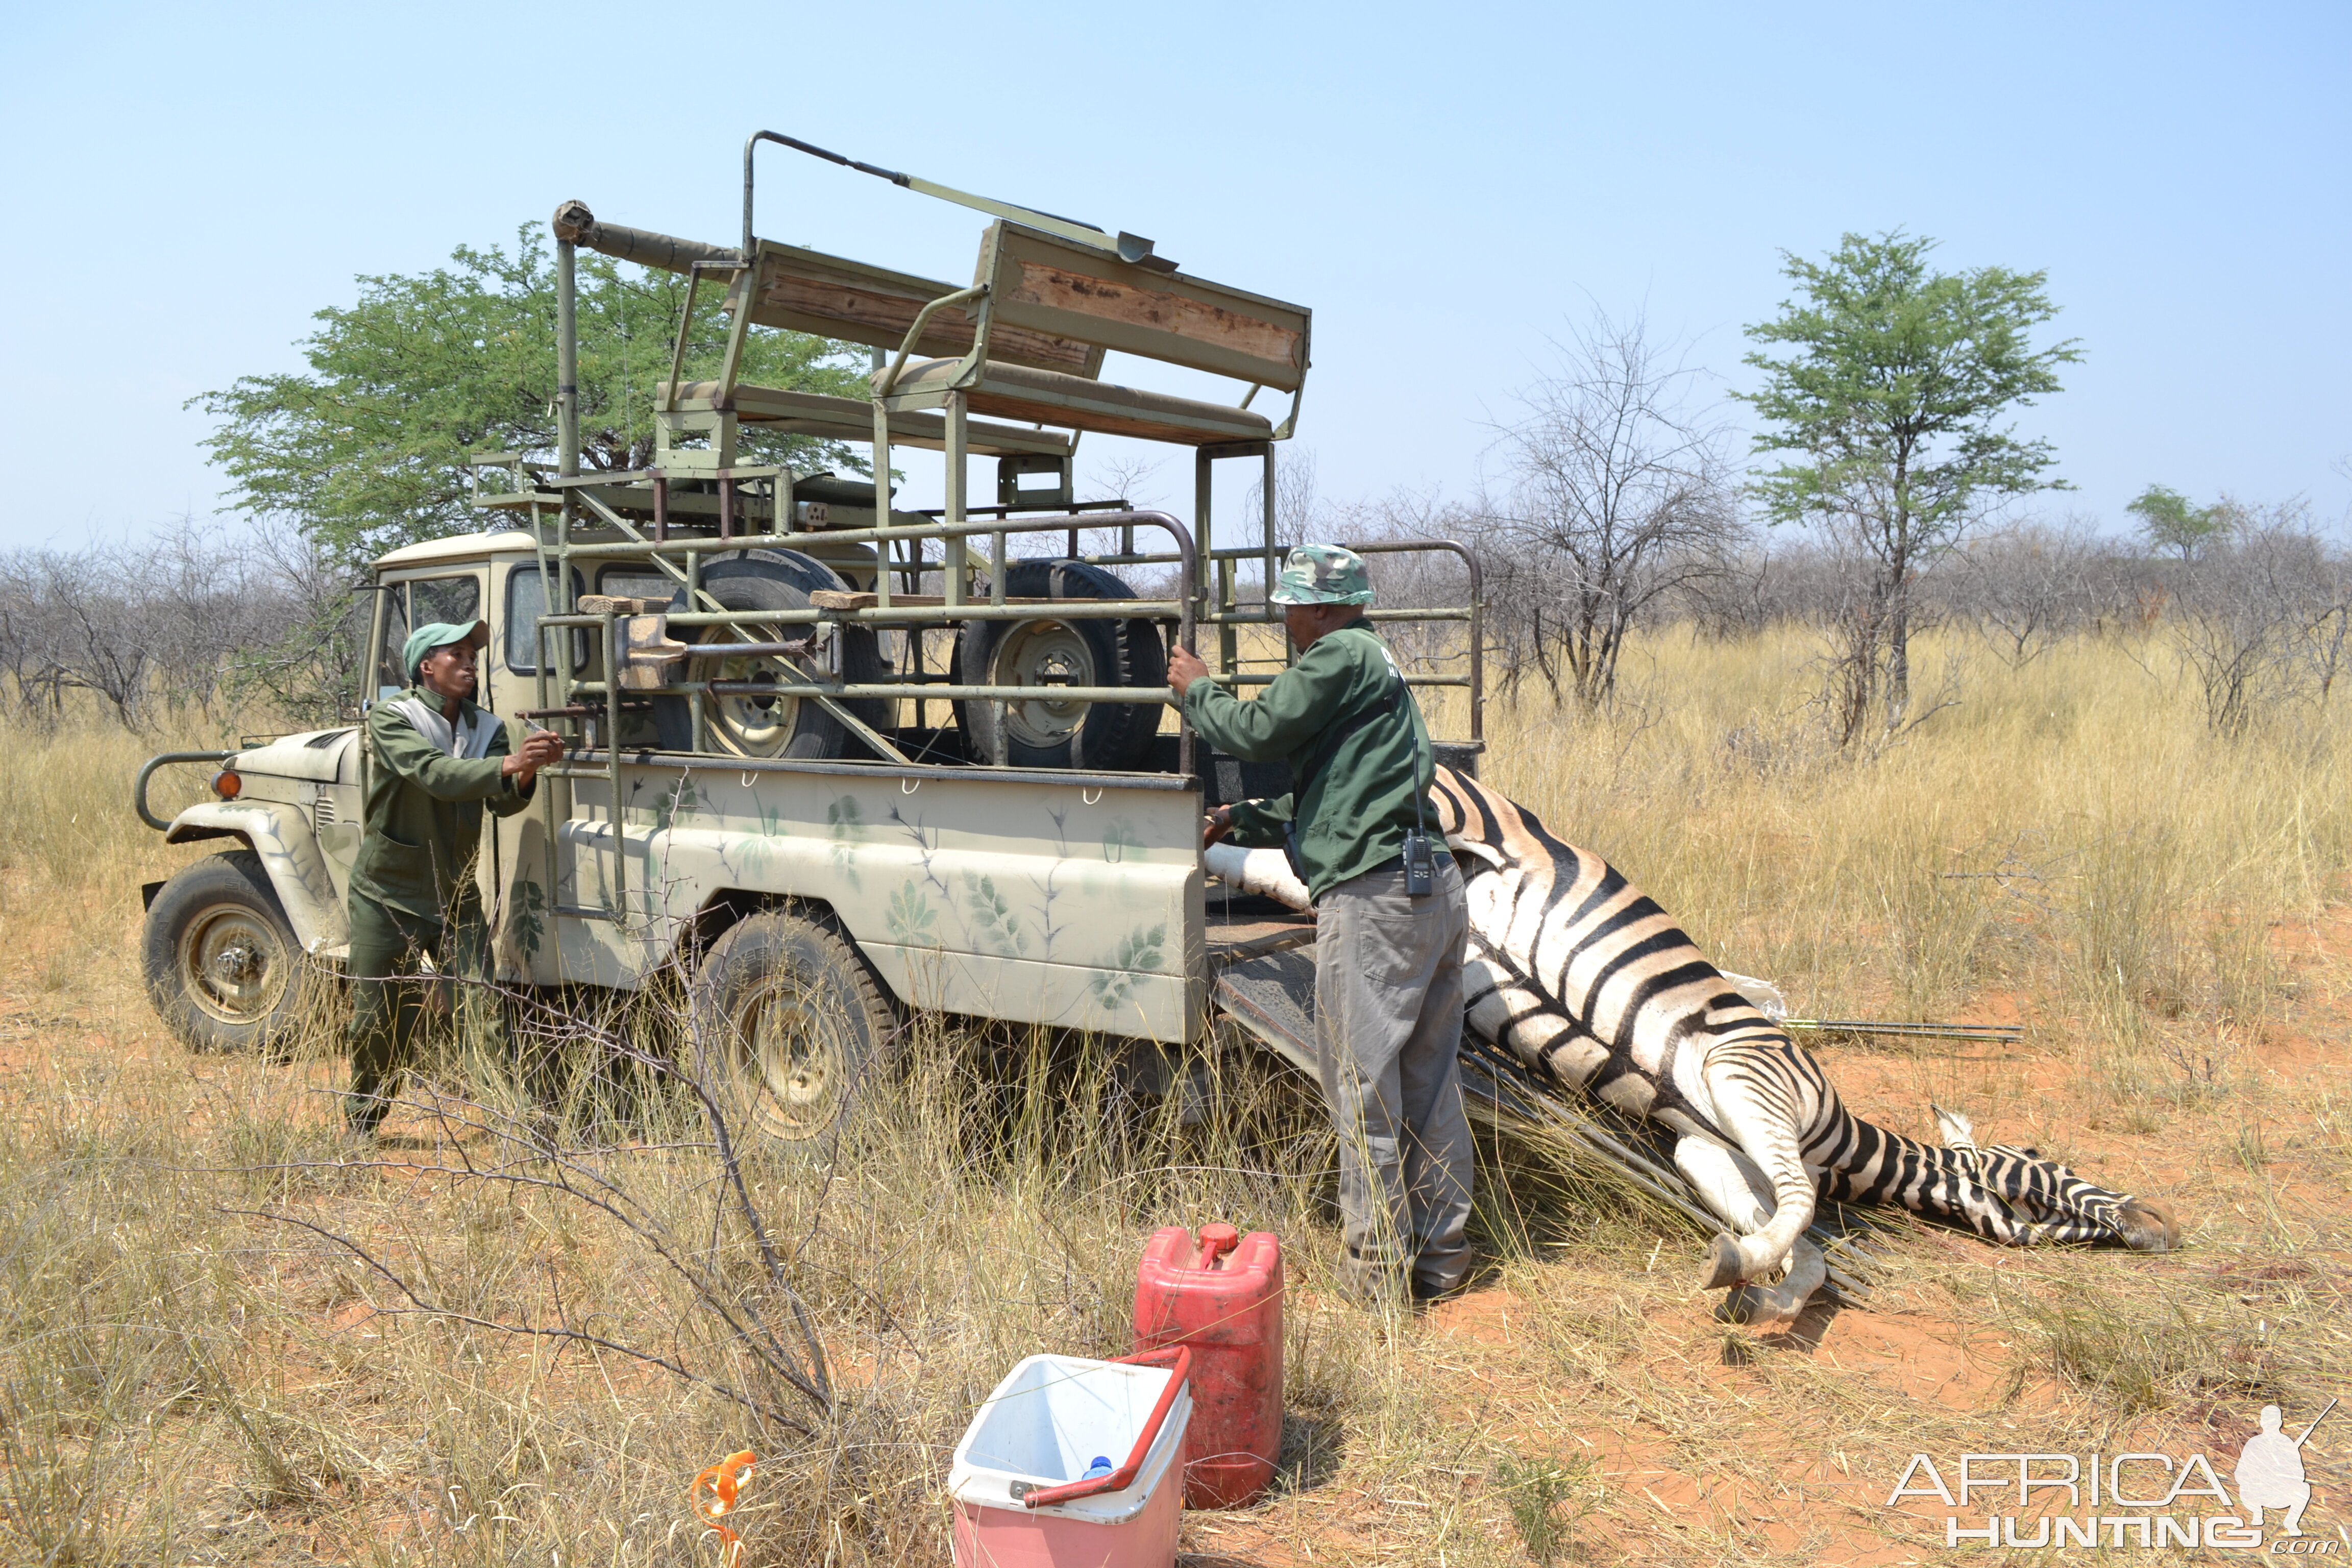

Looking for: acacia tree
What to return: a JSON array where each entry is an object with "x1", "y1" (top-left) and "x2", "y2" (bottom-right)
[
  {"x1": 195, "y1": 225, "x2": 864, "y2": 565},
  {"x1": 1483, "y1": 311, "x2": 1742, "y2": 707},
  {"x1": 2126, "y1": 484, "x2": 2223, "y2": 560},
  {"x1": 1738, "y1": 232, "x2": 2080, "y2": 740}
]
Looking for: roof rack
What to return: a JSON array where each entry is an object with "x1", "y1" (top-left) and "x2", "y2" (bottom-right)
[{"x1": 473, "y1": 133, "x2": 1481, "y2": 887}]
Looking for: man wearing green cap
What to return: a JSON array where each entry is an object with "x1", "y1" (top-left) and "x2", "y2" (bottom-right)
[
  {"x1": 345, "y1": 620, "x2": 565, "y2": 1136},
  {"x1": 1169, "y1": 544, "x2": 1473, "y2": 1305}
]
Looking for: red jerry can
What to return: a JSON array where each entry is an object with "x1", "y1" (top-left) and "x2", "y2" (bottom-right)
[{"x1": 1134, "y1": 1223, "x2": 1283, "y2": 1509}]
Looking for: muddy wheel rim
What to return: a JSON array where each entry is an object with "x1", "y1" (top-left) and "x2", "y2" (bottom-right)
[
  {"x1": 178, "y1": 904, "x2": 290, "y2": 1024},
  {"x1": 705, "y1": 639, "x2": 807, "y2": 758},
  {"x1": 731, "y1": 976, "x2": 848, "y2": 1140},
  {"x1": 992, "y1": 620, "x2": 1096, "y2": 751}
]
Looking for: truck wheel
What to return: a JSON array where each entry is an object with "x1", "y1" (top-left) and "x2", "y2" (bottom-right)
[
  {"x1": 690, "y1": 908, "x2": 901, "y2": 1158},
  {"x1": 651, "y1": 550, "x2": 888, "y2": 760},
  {"x1": 141, "y1": 850, "x2": 304, "y2": 1052},
  {"x1": 950, "y1": 559, "x2": 1167, "y2": 770}
]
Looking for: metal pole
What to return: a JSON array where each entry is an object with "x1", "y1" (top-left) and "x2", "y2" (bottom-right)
[
  {"x1": 604, "y1": 613, "x2": 626, "y2": 921},
  {"x1": 1194, "y1": 448, "x2": 1216, "y2": 676},
  {"x1": 557, "y1": 239, "x2": 579, "y2": 479},
  {"x1": 942, "y1": 391, "x2": 968, "y2": 607},
  {"x1": 1261, "y1": 445, "x2": 1278, "y2": 621},
  {"x1": 687, "y1": 548, "x2": 705, "y2": 753},
  {"x1": 871, "y1": 353, "x2": 895, "y2": 612},
  {"x1": 553, "y1": 238, "x2": 582, "y2": 954}
]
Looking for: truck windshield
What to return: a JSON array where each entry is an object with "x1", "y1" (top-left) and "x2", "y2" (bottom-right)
[{"x1": 375, "y1": 575, "x2": 482, "y2": 700}]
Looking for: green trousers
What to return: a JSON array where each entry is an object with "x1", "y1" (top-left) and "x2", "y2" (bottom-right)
[{"x1": 344, "y1": 891, "x2": 501, "y2": 1134}]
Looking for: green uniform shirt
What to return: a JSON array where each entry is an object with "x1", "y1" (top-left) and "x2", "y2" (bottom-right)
[
  {"x1": 351, "y1": 685, "x2": 535, "y2": 920},
  {"x1": 1184, "y1": 620, "x2": 1433, "y2": 903}
]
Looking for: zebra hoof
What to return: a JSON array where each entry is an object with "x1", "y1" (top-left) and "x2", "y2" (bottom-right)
[
  {"x1": 1702, "y1": 1233, "x2": 1745, "y2": 1291},
  {"x1": 2118, "y1": 1199, "x2": 2180, "y2": 1252},
  {"x1": 1716, "y1": 1282, "x2": 1801, "y2": 1328},
  {"x1": 1716, "y1": 1285, "x2": 1761, "y2": 1324}
]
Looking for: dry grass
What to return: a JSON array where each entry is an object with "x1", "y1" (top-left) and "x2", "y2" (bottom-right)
[{"x1": 2, "y1": 625, "x2": 2348, "y2": 1565}]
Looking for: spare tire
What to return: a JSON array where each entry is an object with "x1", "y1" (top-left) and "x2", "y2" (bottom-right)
[
  {"x1": 652, "y1": 550, "x2": 888, "y2": 760},
  {"x1": 949, "y1": 558, "x2": 1167, "y2": 771}
]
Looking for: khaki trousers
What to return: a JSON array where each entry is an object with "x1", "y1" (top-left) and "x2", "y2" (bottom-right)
[
  {"x1": 344, "y1": 891, "x2": 500, "y2": 1134},
  {"x1": 1313, "y1": 855, "x2": 1474, "y2": 1296}
]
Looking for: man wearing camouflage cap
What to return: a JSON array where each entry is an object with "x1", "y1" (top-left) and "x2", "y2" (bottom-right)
[
  {"x1": 345, "y1": 620, "x2": 564, "y2": 1137},
  {"x1": 1170, "y1": 545, "x2": 1474, "y2": 1305}
]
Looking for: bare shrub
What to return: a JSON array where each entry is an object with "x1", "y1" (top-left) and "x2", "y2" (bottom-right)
[
  {"x1": 1244, "y1": 445, "x2": 1327, "y2": 551},
  {"x1": 1941, "y1": 515, "x2": 2114, "y2": 667},
  {"x1": 0, "y1": 517, "x2": 362, "y2": 732},
  {"x1": 1477, "y1": 310, "x2": 1745, "y2": 706},
  {"x1": 2162, "y1": 498, "x2": 2346, "y2": 734}
]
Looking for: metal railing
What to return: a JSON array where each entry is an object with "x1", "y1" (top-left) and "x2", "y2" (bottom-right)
[
  {"x1": 513, "y1": 497, "x2": 1202, "y2": 922},
  {"x1": 498, "y1": 158, "x2": 1487, "y2": 929},
  {"x1": 133, "y1": 750, "x2": 236, "y2": 832}
]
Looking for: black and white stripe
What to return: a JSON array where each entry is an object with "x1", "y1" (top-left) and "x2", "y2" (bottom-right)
[{"x1": 1429, "y1": 766, "x2": 2177, "y2": 1310}]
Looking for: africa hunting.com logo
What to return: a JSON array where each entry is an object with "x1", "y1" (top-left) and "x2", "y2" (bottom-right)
[{"x1": 1887, "y1": 1400, "x2": 2339, "y2": 1552}]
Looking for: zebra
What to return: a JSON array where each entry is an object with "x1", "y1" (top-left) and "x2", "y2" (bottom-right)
[{"x1": 1207, "y1": 765, "x2": 2178, "y2": 1324}]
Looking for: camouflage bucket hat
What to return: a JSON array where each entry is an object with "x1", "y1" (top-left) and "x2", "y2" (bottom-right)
[{"x1": 1269, "y1": 543, "x2": 1374, "y2": 607}]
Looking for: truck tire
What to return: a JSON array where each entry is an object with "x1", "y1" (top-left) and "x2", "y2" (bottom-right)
[
  {"x1": 949, "y1": 559, "x2": 1167, "y2": 770},
  {"x1": 141, "y1": 850, "x2": 305, "y2": 1053},
  {"x1": 652, "y1": 550, "x2": 888, "y2": 759},
  {"x1": 689, "y1": 907, "x2": 901, "y2": 1158}
]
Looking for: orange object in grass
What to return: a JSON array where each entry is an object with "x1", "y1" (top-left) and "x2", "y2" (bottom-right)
[{"x1": 691, "y1": 1450, "x2": 757, "y2": 1568}]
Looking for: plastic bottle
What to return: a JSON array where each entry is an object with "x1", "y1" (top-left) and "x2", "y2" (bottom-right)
[
  {"x1": 1081, "y1": 1456, "x2": 1115, "y2": 1481},
  {"x1": 1134, "y1": 1223, "x2": 1283, "y2": 1508}
]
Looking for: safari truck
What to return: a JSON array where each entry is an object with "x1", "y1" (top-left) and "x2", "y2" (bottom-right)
[{"x1": 133, "y1": 134, "x2": 1483, "y2": 1146}]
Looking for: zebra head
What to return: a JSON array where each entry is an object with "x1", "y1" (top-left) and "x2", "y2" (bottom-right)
[{"x1": 1930, "y1": 1104, "x2": 2180, "y2": 1252}]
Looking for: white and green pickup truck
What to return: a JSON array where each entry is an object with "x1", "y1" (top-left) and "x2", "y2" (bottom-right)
[{"x1": 132, "y1": 143, "x2": 1482, "y2": 1147}]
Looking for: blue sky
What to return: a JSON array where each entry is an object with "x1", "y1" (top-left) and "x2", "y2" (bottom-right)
[{"x1": 2, "y1": 2, "x2": 2344, "y2": 548}]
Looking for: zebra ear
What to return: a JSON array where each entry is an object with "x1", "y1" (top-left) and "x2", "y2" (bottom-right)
[{"x1": 1931, "y1": 1102, "x2": 1977, "y2": 1149}]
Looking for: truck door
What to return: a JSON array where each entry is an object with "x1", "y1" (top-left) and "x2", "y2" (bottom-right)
[{"x1": 370, "y1": 569, "x2": 492, "y2": 908}]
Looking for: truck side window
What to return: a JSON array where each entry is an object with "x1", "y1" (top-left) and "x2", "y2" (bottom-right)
[
  {"x1": 506, "y1": 566, "x2": 586, "y2": 674},
  {"x1": 597, "y1": 569, "x2": 677, "y2": 605}
]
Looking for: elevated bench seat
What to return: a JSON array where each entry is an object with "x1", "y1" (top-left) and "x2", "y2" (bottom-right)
[
  {"x1": 666, "y1": 379, "x2": 1073, "y2": 458},
  {"x1": 557, "y1": 201, "x2": 1309, "y2": 461},
  {"x1": 874, "y1": 359, "x2": 1275, "y2": 446},
  {"x1": 876, "y1": 220, "x2": 1310, "y2": 447}
]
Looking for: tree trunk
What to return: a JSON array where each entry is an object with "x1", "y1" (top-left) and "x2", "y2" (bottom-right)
[{"x1": 1885, "y1": 587, "x2": 1911, "y2": 730}]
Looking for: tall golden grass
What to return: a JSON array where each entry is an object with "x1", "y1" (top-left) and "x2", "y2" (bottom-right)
[{"x1": 0, "y1": 625, "x2": 2344, "y2": 1566}]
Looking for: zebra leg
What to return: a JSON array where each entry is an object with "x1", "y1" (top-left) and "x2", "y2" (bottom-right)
[
  {"x1": 1673, "y1": 1135, "x2": 1827, "y2": 1323},
  {"x1": 1671, "y1": 1134, "x2": 1771, "y2": 1237},
  {"x1": 1696, "y1": 1059, "x2": 1822, "y2": 1293}
]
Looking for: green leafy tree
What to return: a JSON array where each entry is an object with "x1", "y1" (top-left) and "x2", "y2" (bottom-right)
[
  {"x1": 195, "y1": 225, "x2": 865, "y2": 564},
  {"x1": 1737, "y1": 231, "x2": 2081, "y2": 739},
  {"x1": 2125, "y1": 483, "x2": 2223, "y2": 560}
]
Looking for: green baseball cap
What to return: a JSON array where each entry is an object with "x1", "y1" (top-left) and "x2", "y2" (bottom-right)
[
  {"x1": 402, "y1": 620, "x2": 489, "y2": 681},
  {"x1": 1269, "y1": 543, "x2": 1374, "y2": 607}
]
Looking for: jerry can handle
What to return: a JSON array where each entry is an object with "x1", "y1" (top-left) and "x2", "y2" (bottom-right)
[{"x1": 1017, "y1": 1346, "x2": 1192, "y2": 1510}]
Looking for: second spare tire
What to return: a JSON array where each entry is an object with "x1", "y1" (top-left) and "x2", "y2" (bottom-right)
[{"x1": 949, "y1": 558, "x2": 1167, "y2": 771}]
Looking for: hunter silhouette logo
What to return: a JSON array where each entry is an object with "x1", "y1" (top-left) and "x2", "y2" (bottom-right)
[
  {"x1": 2238, "y1": 1401, "x2": 2332, "y2": 1537},
  {"x1": 1888, "y1": 1399, "x2": 2336, "y2": 1551}
]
